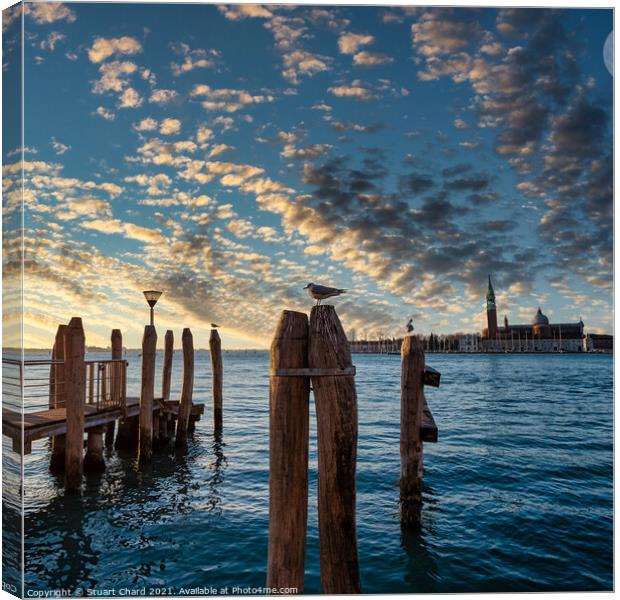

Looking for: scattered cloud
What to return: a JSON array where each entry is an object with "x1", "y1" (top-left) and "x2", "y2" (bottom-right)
[{"x1": 88, "y1": 36, "x2": 143, "y2": 63}]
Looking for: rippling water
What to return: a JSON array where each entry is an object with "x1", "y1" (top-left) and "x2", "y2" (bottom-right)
[{"x1": 2, "y1": 351, "x2": 613, "y2": 594}]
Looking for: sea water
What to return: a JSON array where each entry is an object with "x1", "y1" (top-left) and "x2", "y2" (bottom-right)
[{"x1": 2, "y1": 352, "x2": 613, "y2": 594}]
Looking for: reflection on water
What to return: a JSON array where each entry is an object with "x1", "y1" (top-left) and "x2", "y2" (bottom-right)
[{"x1": 3, "y1": 351, "x2": 613, "y2": 593}]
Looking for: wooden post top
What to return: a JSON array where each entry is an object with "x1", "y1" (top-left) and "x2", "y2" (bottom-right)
[
  {"x1": 209, "y1": 328, "x2": 221, "y2": 342},
  {"x1": 143, "y1": 324, "x2": 157, "y2": 341},
  {"x1": 272, "y1": 311, "x2": 308, "y2": 346},
  {"x1": 165, "y1": 329, "x2": 174, "y2": 343},
  {"x1": 309, "y1": 305, "x2": 352, "y2": 368}
]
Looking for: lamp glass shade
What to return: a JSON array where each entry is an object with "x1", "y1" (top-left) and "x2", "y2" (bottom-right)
[{"x1": 143, "y1": 290, "x2": 163, "y2": 307}]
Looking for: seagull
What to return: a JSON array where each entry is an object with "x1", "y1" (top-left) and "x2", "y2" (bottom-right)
[
  {"x1": 211, "y1": 323, "x2": 220, "y2": 328},
  {"x1": 304, "y1": 283, "x2": 347, "y2": 305}
]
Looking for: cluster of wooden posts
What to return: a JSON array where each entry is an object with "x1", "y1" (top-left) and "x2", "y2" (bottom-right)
[
  {"x1": 267, "y1": 305, "x2": 439, "y2": 594},
  {"x1": 47, "y1": 317, "x2": 223, "y2": 493}
]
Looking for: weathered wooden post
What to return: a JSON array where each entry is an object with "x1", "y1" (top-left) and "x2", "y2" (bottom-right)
[
  {"x1": 84, "y1": 425, "x2": 105, "y2": 473},
  {"x1": 400, "y1": 335, "x2": 424, "y2": 527},
  {"x1": 267, "y1": 311, "x2": 310, "y2": 592},
  {"x1": 175, "y1": 328, "x2": 194, "y2": 447},
  {"x1": 209, "y1": 328, "x2": 223, "y2": 432},
  {"x1": 160, "y1": 330, "x2": 174, "y2": 443},
  {"x1": 64, "y1": 317, "x2": 85, "y2": 492},
  {"x1": 49, "y1": 324, "x2": 68, "y2": 473},
  {"x1": 139, "y1": 325, "x2": 157, "y2": 462},
  {"x1": 106, "y1": 329, "x2": 123, "y2": 447},
  {"x1": 308, "y1": 305, "x2": 361, "y2": 594}
]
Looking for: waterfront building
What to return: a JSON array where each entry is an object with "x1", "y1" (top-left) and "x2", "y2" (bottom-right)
[
  {"x1": 458, "y1": 333, "x2": 481, "y2": 353},
  {"x1": 585, "y1": 333, "x2": 613, "y2": 352},
  {"x1": 482, "y1": 277, "x2": 584, "y2": 352}
]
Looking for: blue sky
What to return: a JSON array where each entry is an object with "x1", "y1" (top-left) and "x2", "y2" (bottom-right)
[{"x1": 2, "y1": 2, "x2": 613, "y2": 348}]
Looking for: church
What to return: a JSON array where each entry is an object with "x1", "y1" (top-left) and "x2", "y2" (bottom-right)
[{"x1": 481, "y1": 276, "x2": 585, "y2": 352}]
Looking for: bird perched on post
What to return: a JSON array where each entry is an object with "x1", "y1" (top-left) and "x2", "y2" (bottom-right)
[
  {"x1": 406, "y1": 318, "x2": 414, "y2": 334},
  {"x1": 211, "y1": 323, "x2": 220, "y2": 328},
  {"x1": 304, "y1": 283, "x2": 347, "y2": 305}
]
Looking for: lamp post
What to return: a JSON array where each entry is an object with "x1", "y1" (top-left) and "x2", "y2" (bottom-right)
[{"x1": 142, "y1": 290, "x2": 163, "y2": 326}]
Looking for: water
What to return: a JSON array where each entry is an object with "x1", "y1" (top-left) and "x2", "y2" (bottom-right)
[{"x1": 3, "y1": 352, "x2": 613, "y2": 594}]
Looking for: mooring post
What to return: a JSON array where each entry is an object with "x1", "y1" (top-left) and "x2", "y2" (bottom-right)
[
  {"x1": 160, "y1": 330, "x2": 174, "y2": 444},
  {"x1": 49, "y1": 324, "x2": 68, "y2": 473},
  {"x1": 64, "y1": 317, "x2": 85, "y2": 492},
  {"x1": 209, "y1": 328, "x2": 223, "y2": 433},
  {"x1": 84, "y1": 425, "x2": 106, "y2": 473},
  {"x1": 400, "y1": 335, "x2": 425, "y2": 527},
  {"x1": 106, "y1": 329, "x2": 123, "y2": 447},
  {"x1": 176, "y1": 328, "x2": 194, "y2": 447},
  {"x1": 267, "y1": 311, "x2": 310, "y2": 592},
  {"x1": 139, "y1": 325, "x2": 157, "y2": 462},
  {"x1": 309, "y1": 305, "x2": 361, "y2": 594}
]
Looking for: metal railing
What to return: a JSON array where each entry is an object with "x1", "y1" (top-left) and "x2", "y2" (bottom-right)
[
  {"x1": 2, "y1": 358, "x2": 128, "y2": 415},
  {"x1": 3, "y1": 358, "x2": 65, "y2": 412}
]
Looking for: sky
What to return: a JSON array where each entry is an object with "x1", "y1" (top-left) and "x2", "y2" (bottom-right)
[{"x1": 1, "y1": 2, "x2": 613, "y2": 349}]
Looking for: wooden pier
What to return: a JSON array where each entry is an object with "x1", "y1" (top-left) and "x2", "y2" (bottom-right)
[
  {"x1": 2, "y1": 318, "x2": 208, "y2": 490},
  {"x1": 2, "y1": 398, "x2": 204, "y2": 455}
]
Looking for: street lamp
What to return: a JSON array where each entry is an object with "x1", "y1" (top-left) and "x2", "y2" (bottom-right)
[{"x1": 142, "y1": 290, "x2": 163, "y2": 326}]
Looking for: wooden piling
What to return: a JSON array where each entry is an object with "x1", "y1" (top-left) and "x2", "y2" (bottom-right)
[
  {"x1": 400, "y1": 335, "x2": 425, "y2": 528},
  {"x1": 139, "y1": 325, "x2": 157, "y2": 462},
  {"x1": 84, "y1": 426, "x2": 106, "y2": 473},
  {"x1": 308, "y1": 305, "x2": 361, "y2": 594},
  {"x1": 159, "y1": 330, "x2": 174, "y2": 447},
  {"x1": 267, "y1": 311, "x2": 310, "y2": 592},
  {"x1": 64, "y1": 317, "x2": 86, "y2": 492},
  {"x1": 49, "y1": 324, "x2": 68, "y2": 473},
  {"x1": 176, "y1": 328, "x2": 194, "y2": 447},
  {"x1": 106, "y1": 329, "x2": 122, "y2": 447},
  {"x1": 209, "y1": 328, "x2": 223, "y2": 432}
]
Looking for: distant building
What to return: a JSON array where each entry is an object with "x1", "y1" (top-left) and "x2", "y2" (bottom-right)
[
  {"x1": 585, "y1": 333, "x2": 613, "y2": 352},
  {"x1": 482, "y1": 276, "x2": 584, "y2": 352},
  {"x1": 458, "y1": 333, "x2": 481, "y2": 353}
]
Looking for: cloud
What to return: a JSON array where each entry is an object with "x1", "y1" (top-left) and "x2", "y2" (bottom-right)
[
  {"x1": 50, "y1": 137, "x2": 70, "y2": 155},
  {"x1": 24, "y1": 3, "x2": 76, "y2": 25},
  {"x1": 170, "y1": 42, "x2": 220, "y2": 76},
  {"x1": 92, "y1": 60, "x2": 138, "y2": 93},
  {"x1": 191, "y1": 85, "x2": 274, "y2": 112},
  {"x1": 40, "y1": 31, "x2": 66, "y2": 51},
  {"x1": 82, "y1": 218, "x2": 164, "y2": 244},
  {"x1": 88, "y1": 36, "x2": 142, "y2": 63},
  {"x1": 264, "y1": 15, "x2": 332, "y2": 84},
  {"x1": 218, "y1": 4, "x2": 273, "y2": 20},
  {"x1": 338, "y1": 32, "x2": 374, "y2": 54},
  {"x1": 94, "y1": 106, "x2": 115, "y2": 120},
  {"x1": 411, "y1": 9, "x2": 482, "y2": 57},
  {"x1": 134, "y1": 117, "x2": 158, "y2": 131},
  {"x1": 328, "y1": 82, "x2": 373, "y2": 101},
  {"x1": 159, "y1": 118, "x2": 181, "y2": 135},
  {"x1": 353, "y1": 51, "x2": 393, "y2": 66},
  {"x1": 124, "y1": 173, "x2": 172, "y2": 195},
  {"x1": 149, "y1": 89, "x2": 178, "y2": 104},
  {"x1": 118, "y1": 87, "x2": 143, "y2": 108}
]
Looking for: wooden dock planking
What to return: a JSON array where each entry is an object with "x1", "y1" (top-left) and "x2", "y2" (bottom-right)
[{"x1": 2, "y1": 398, "x2": 205, "y2": 455}]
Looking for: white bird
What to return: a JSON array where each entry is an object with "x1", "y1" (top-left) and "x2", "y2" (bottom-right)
[{"x1": 304, "y1": 282, "x2": 347, "y2": 305}]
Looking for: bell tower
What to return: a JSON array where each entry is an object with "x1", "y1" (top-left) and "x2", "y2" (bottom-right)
[{"x1": 486, "y1": 275, "x2": 498, "y2": 339}]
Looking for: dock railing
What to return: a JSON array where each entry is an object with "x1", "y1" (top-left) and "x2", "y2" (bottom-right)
[
  {"x1": 85, "y1": 358, "x2": 128, "y2": 416},
  {"x1": 2, "y1": 357, "x2": 128, "y2": 415},
  {"x1": 3, "y1": 358, "x2": 66, "y2": 411}
]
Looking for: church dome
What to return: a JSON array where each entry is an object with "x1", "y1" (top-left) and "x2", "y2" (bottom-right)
[{"x1": 532, "y1": 307, "x2": 549, "y2": 326}]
